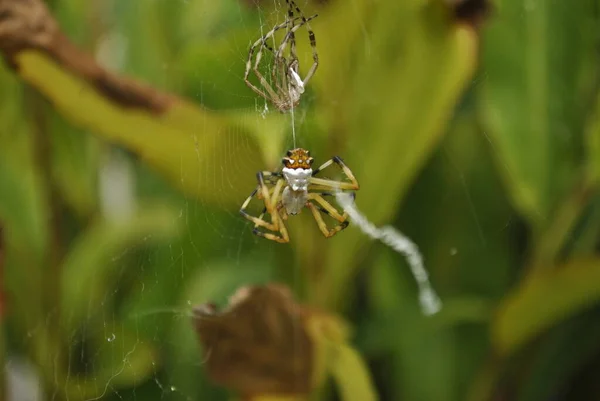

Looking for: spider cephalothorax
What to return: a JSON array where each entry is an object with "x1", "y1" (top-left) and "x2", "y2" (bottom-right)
[
  {"x1": 282, "y1": 148, "x2": 314, "y2": 169},
  {"x1": 240, "y1": 148, "x2": 359, "y2": 243}
]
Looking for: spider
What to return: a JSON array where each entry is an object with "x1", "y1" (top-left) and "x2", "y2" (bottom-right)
[
  {"x1": 240, "y1": 148, "x2": 359, "y2": 243},
  {"x1": 244, "y1": 0, "x2": 319, "y2": 112}
]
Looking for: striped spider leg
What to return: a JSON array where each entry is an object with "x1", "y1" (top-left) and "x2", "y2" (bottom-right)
[
  {"x1": 273, "y1": 0, "x2": 319, "y2": 97},
  {"x1": 240, "y1": 149, "x2": 360, "y2": 243},
  {"x1": 305, "y1": 156, "x2": 360, "y2": 237},
  {"x1": 244, "y1": 19, "x2": 293, "y2": 104},
  {"x1": 239, "y1": 171, "x2": 290, "y2": 243}
]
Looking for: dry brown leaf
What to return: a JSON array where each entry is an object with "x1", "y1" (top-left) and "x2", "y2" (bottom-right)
[{"x1": 192, "y1": 283, "x2": 314, "y2": 397}]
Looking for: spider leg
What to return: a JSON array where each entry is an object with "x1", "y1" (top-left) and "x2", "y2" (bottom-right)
[
  {"x1": 240, "y1": 188, "x2": 279, "y2": 232},
  {"x1": 259, "y1": 18, "x2": 300, "y2": 55},
  {"x1": 240, "y1": 173, "x2": 290, "y2": 243},
  {"x1": 253, "y1": 182, "x2": 290, "y2": 243},
  {"x1": 307, "y1": 201, "x2": 349, "y2": 238},
  {"x1": 239, "y1": 172, "x2": 282, "y2": 232},
  {"x1": 271, "y1": 3, "x2": 298, "y2": 109},
  {"x1": 309, "y1": 156, "x2": 360, "y2": 191},
  {"x1": 301, "y1": 27, "x2": 318, "y2": 87},
  {"x1": 285, "y1": 0, "x2": 299, "y2": 63},
  {"x1": 252, "y1": 224, "x2": 289, "y2": 243},
  {"x1": 286, "y1": 0, "x2": 319, "y2": 86},
  {"x1": 307, "y1": 189, "x2": 351, "y2": 239},
  {"x1": 245, "y1": 41, "x2": 270, "y2": 100},
  {"x1": 273, "y1": 16, "x2": 317, "y2": 111},
  {"x1": 274, "y1": 14, "x2": 318, "y2": 63},
  {"x1": 273, "y1": 54, "x2": 289, "y2": 105},
  {"x1": 245, "y1": 22, "x2": 292, "y2": 104},
  {"x1": 279, "y1": 203, "x2": 289, "y2": 221},
  {"x1": 254, "y1": 202, "x2": 290, "y2": 243},
  {"x1": 253, "y1": 49, "x2": 282, "y2": 105},
  {"x1": 307, "y1": 192, "x2": 347, "y2": 222},
  {"x1": 283, "y1": 1, "x2": 298, "y2": 64},
  {"x1": 310, "y1": 191, "x2": 357, "y2": 201}
]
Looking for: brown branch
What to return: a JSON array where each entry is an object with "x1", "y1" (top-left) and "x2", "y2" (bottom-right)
[{"x1": 0, "y1": 0, "x2": 174, "y2": 113}]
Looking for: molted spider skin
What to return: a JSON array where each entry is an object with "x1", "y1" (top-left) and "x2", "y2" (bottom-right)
[{"x1": 244, "y1": 0, "x2": 318, "y2": 113}]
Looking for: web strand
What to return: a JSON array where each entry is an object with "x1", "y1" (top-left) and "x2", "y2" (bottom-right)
[{"x1": 289, "y1": 87, "x2": 297, "y2": 147}]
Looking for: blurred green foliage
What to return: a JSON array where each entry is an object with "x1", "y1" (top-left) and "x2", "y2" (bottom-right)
[{"x1": 1, "y1": 0, "x2": 600, "y2": 400}]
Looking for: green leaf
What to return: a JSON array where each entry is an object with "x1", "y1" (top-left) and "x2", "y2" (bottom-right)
[
  {"x1": 516, "y1": 314, "x2": 600, "y2": 401},
  {"x1": 431, "y1": 297, "x2": 492, "y2": 327},
  {"x1": 92, "y1": 324, "x2": 158, "y2": 390},
  {"x1": 396, "y1": 107, "x2": 515, "y2": 299},
  {"x1": 328, "y1": 343, "x2": 378, "y2": 401},
  {"x1": 60, "y1": 203, "x2": 180, "y2": 333},
  {"x1": 304, "y1": 308, "x2": 377, "y2": 401},
  {"x1": 480, "y1": 0, "x2": 597, "y2": 226},
  {"x1": 0, "y1": 128, "x2": 48, "y2": 332},
  {"x1": 223, "y1": 108, "x2": 289, "y2": 169},
  {"x1": 63, "y1": 321, "x2": 159, "y2": 400},
  {"x1": 493, "y1": 258, "x2": 600, "y2": 355},
  {"x1": 307, "y1": 1, "x2": 478, "y2": 309},
  {"x1": 48, "y1": 115, "x2": 99, "y2": 218},
  {"x1": 13, "y1": 51, "x2": 265, "y2": 208},
  {"x1": 0, "y1": 131, "x2": 49, "y2": 262},
  {"x1": 586, "y1": 91, "x2": 600, "y2": 185},
  {"x1": 365, "y1": 249, "x2": 458, "y2": 401},
  {"x1": 250, "y1": 396, "x2": 306, "y2": 401},
  {"x1": 321, "y1": 2, "x2": 477, "y2": 222}
]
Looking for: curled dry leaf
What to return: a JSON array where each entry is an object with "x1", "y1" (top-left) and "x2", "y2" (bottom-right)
[
  {"x1": 444, "y1": 0, "x2": 493, "y2": 29},
  {"x1": 192, "y1": 283, "x2": 314, "y2": 398}
]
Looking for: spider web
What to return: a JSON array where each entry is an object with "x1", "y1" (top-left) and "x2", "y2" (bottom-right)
[
  {"x1": 5, "y1": 1, "x2": 322, "y2": 401},
  {"x1": 5, "y1": 0, "x2": 439, "y2": 400}
]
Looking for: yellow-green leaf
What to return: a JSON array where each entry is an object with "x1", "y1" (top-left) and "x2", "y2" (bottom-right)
[
  {"x1": 586, "y1": 91, "x2": 600, "y2": 185},
  {"x1": 329, "y1": 343, "x2": 378, "y2": 401},
  {"x1": 480, "y1": 0, "x2": 597, "y2": 225},
  {"x1": 14, "y1": 50, "x2": 265, "y2": 207},
  {"x1": 494, "y1": 258, "x2": 600, "y2": 355},
  {"x1": 61, "y1": 203, "x2": 180, "y2": 332},
  {"x1": 309, "y1": 1, "x2": 478, "y2": 309},
  {"x1": 305, "y1": 312, "x2": 377, "y2": 401},
  {"x1": 63, "y1": 321, "x2": 158, "y2": 399}
]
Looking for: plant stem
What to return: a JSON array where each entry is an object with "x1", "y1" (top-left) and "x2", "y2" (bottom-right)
[
  {"x1": 529, "y1": 178, "x2": 595, "y2": 272},
  {"x1": 0, "y1": 224, "x2": 5, "y2": 401},
  {"x1": 26, "y1": 87, "x2": 67, "y2": 400}
]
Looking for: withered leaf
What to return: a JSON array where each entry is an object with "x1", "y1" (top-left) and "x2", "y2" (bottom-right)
[
  {"x1": 445, "y1": 0, "x2": 493, "y2": 29},
  {"x1": 192, "y1": 284, "x2": 314, "y2": 397}
]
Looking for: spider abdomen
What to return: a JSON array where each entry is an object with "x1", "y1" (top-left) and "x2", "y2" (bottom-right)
[{"x1": 282, "y1": 186, "x2": 308, "y2": 215}]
